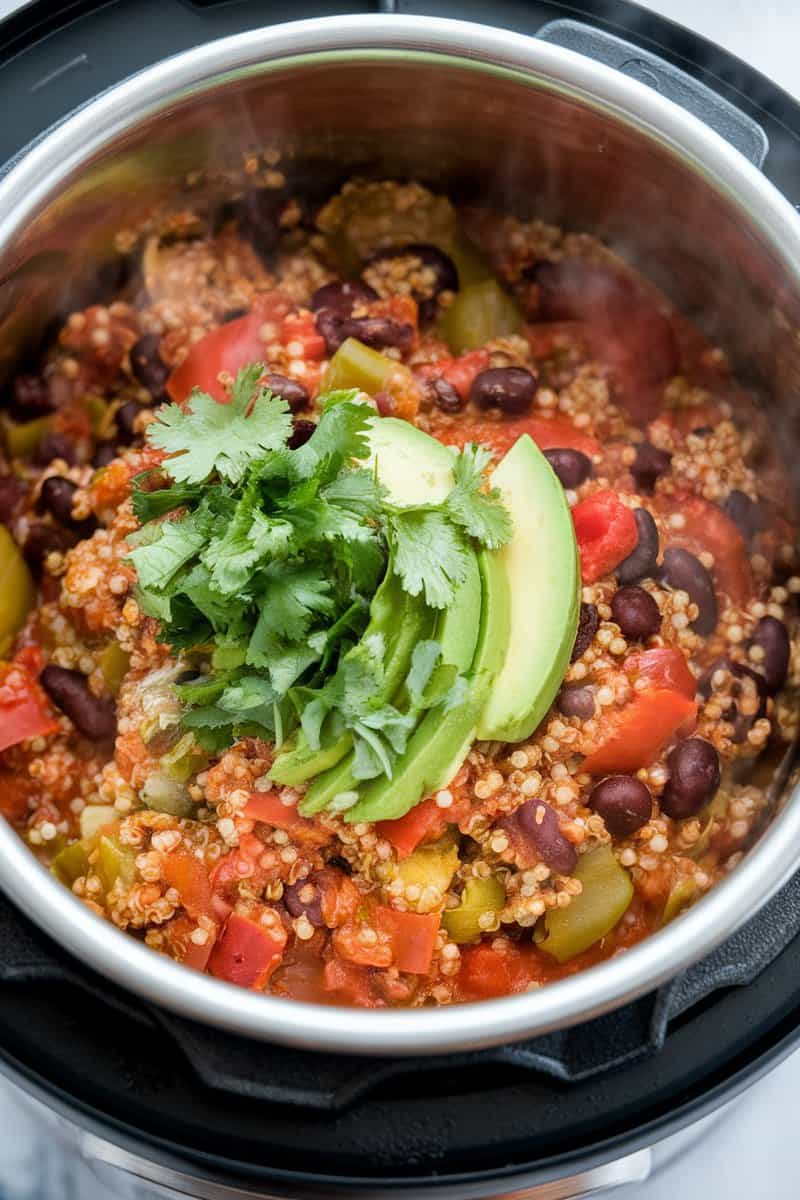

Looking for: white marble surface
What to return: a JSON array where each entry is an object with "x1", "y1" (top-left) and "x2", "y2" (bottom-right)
[{"x1": 0, "y1": 0, "x2": 797, "y2": 1197}]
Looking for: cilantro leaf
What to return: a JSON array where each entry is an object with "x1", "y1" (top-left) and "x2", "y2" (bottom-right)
[
  {"x1": 131, "y1": 473, "x2": 206, "y2": 524},
  {"x1": 126, "y1": 511, "x2": 209, "y2": 591},
  {"x1": 292, "y1": 398, "x2": 372, "y2": 479},
  {"x1": 389, "y1": 510, "x2": 471, "y2": 609},
  {"x1": 445, "y1": 443, "x2": 514, "y2": 549},
  {"x1": 147, "y1": 366, "x2": 293, "y2": 484}
]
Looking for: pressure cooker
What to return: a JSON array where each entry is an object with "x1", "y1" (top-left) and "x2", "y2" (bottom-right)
[{"x1": 0, "y1": 0, "x2": 800, "y2": 1196}]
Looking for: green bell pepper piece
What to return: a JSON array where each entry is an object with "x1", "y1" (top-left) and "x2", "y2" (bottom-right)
[{"x1": 539, "y1": 845, "x2": 633, "y2": 963}]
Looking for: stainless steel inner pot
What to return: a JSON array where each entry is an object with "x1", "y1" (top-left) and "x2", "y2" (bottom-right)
[{"x1": 0, "y1": 14, "x2": 799, "y2": 1056}]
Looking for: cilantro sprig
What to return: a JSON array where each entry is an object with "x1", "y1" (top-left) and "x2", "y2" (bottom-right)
[{"x1": 127, "y1": 365, "x2": 511, "y2": 766}]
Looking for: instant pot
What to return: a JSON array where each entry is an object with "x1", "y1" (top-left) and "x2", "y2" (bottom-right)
[{"x1": 1, "y1": 0, "x2": 800, "y2": 1195}]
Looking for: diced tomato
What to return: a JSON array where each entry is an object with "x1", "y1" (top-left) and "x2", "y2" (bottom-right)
[
  {"x1": 372, "y1": 295, "x2": 419, "y2": 335},
  {"x1": 624, "y1": 647, "x2": 697, "y2": 701},
  {"x1": 322, "y1": 958, "x2": 378, "y2": 1007},
  {"x1": 0, "y1": 770, "x2": 30, "y2": 821},
  {"x1": 375, "y1": 906, "x2": 440, "y2": 975},
  {"x1": 438, "y1": 412, "x2": 600, "y2": 459},
  {"x1": 245, "y1": 790, "x2": 330, "y2": 846},
  {"x1": 457, "y1": 942, "x2": 538, "y2": 1000},
  {"x1": 662, "y1": 494, "x2": 753, "y2": 607},
  {"x1": 162, "y1": 913, "x2": 216, "y2": 973},
  {"x1": 209, "y1": 848, "x2": 256, "y2": 919},
  {"x1": 376, "y1": 798, "x2": 450, "y2": 858},
  {"x1": 208, "y1": 912, "x2": 287, "y2": 990},
  {"x1": 581, "y1": 689, "x2": 697, "y2": 775},
  {"x1": 572, "y1": 490, "x2": 639, "y2": 583},
  {"x1": 0, "y1": 662, "x2": 59, "y2": 753},
  {"x1": 166, "y1": 292, "x2": 293, "y2": 404},
  {"x1": 424, "y1": 349, "x2": 490, "y2": 401},
  {"x1": 279, "y1": 310, "x2": 326, "y2": 361},
  {"x1": 161, "y1": 849, "x2": 214, "y2": 920},
  {"x1": 525, "y1": 320, "x2": 588, "y2": 361},
  {"x1": 13, "y1": 644, "x2": 46, "y2": 678}
]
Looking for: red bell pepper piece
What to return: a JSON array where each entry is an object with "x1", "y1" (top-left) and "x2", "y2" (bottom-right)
[
  {"x1": 163, "y1": 914, "x2": 216, "y2": 973},
  {"x1": 244, "y1": 790, "x2": 329, "y2": 845},
  {"x1": 161, "y1": 849, "x2": 213, "y2": 920},
  {"x1": 0, "y1": 662, "x2": 59, "y2": 753},
  {"x1": 663, "y1": 493, "x2": 753, "y2": 607},
  {"x1": 208, "y1": 912, "x2": 287, "y2": 990},
  {"x1": 572, "y1": 489, "x2": 639, "y2": 583},
  {"x1": 581, "y1": 689, "x2": 697, "y2": 775},
  {"x1": 280, "y1": 310, "x2": 326, "y2": 361},
  {"x1": 375, "y1": 906, "x2": 440, "y2": 975},
  {"x1": 457, "y1": 942, "x2": 538, "y2": 1000},
  {"x1": 624, "y1": 647, "x2": 697, "y2": 701},
  {"x1": 376, "y1": 797, "x2": 450, "y2": 859}
]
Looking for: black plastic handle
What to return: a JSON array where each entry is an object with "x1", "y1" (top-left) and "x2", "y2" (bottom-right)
[{"x1": 537, "y1": 18, "x2": 769, "y2": 168}]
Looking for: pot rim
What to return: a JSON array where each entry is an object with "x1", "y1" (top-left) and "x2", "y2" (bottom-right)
[{"x1": 1, "y1": 13, "x2": 799, "y2": 1055}]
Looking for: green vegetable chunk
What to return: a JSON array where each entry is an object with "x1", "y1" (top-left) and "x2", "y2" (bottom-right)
[
  {"x1": 321, "y1": 337, "x2": 396, "y2": 396},
  {"x1": 443, "y1": 874, "x2": 506, "y2": 944},
  {"x1": 51, "y1": 840, "x2": 91, "y2": 886},
  {"x1": 539, "y1": 845, "x2": 633, "y2": 963},
  {"x1": 441, "y1": 280, "x2": 522, "y2": 354},
  {"x1": 396, "y1": 834, "x2": 460, "y2": 897},
  {"x1": 2, "y1": 414, "x2": 52, "y2": 459},
  {"x1": 0, "y1": 527, "x2": 36, "y2": 656}
]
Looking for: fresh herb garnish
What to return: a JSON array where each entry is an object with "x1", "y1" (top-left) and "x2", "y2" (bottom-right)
[{"x1": 127, "y1": 365, "x2": 511, "y2": 768}]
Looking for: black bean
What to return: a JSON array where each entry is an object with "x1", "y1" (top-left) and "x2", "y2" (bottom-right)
[
  {"x1": 427, "y1": 377, "x2": 464, "y2": 414},
  {"x1": 698, "y1": 655, "x2": 765, "y2": 703},
  {"x1": 660, "y1": 547, "x2": 718, "y2": 635},
  {"x1": 611, "y1": 585, "x2": 661, "y2": 641},
  {"x1": 327, "y1": 854, "x2": 352, "y2": 876},
  {"x1": 221, "y1": 307, "x2": 249, "y2": 324},
  {"x1": 116, "y1": 401, "x2": 146, "y2": 445},
  {"x1": 37, "y1": 476, "x2": 96, "y2": 537},
  {"x1": 288, "y1": 418, "x2": 316, "y2": 450},
  {"x1": 661, "y1": 738, "x2": 720, "y2": 820},
  {"x1": 589, "y1": 776, "x2": 653, "y2": 837},
  {"x1": 514, "y1": 799, "x2": 577, "y2": 874},
  {"x1": 129, "y1": 333, "x2": 168, "y2": 399},
  {"x1": 284, "y1": 878, "x2": 325, "y2": 927},
  {"x1": 471, "y1": 367, "x2": 537, "y2": 416},
  {"x1": 235, "y1": 187, "x2": 285, "y2": 259},
  {"x1": 364, "y1": 243, "x2": 459, "y2": 323},
  {"x1": 40, "y1": 665, "x2": 117, "y2": 741},
  {"x1": 22, "y1": 522, "x2": 74, "y2": 574},
  {"x1": 571, "y1": 603, "x2": 599, "y2": 662},
  {"x1": 631, "y1": 441, "x2": 672, "y2": 493},
  {"x1": 557, "y1": 684, "x2": 595, "y2": 720},
  {"x1": 750, "y1": 616, "x2": 790, "y2": 694},
  {"x1": 33, "y1": 432, "x2": 77, "y2": 467},
  {"x1": 697, "y1": 655, "x2": 765, "y2": 744},
  {"x1": 263, "y1": 372, "x2": 309, "y2": 413},
  {"x1": 616, "y1": 508, "x2": 660, "y2": 584},
  {"x1": 339, "y1": 314, "x2": 415, "y2": 354},
  {"x1": 6, "y1": 373, "x2": 53, "y2": 421},
  {"x1": 310, "y1": 280, "x2": 378, "y2": 316},
  {"x1": 92, "y1": 441, "x2": 118, "y2": 469},
  {"x1": 544, "y1": 447, "x2": 592, "y2": 489},
  {"x1": 723, "y1": 489, "x2": 763, "y2": 544},
  {"x1": 0, "y1": 474, "x2": 26, "y2": 524}
]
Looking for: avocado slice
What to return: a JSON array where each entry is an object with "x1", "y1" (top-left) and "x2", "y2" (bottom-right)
[
  {"x1": 476, "y1": 434, "x2": 580, "y2": 744},
  {"x1": 344, "y1": 547, "x2": 509, "y2": 824},
  {"x1": 270, "y1": 565, "x2": 434, "y2": 787},
  {"x1": 301, "y1": 547, "x2": 483, "y2": 816}
]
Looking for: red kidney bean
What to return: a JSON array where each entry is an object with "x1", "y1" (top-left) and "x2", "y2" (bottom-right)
[
  {"x1": 263, "y1": 372, "x2": 309, "y2": 413},
  {"x1": 631, "y1": 442, "x2": 672, "y2": 493},
  {"x1": 40, "y1": 665, "x2": 117, "y2": 741},
  {"x1": 0, "y1": 475, "x2": 27, "y2": 524},
  {"x1": 426, "y1": 376, "x2": 464, "y2": 414},
  {"x1": 513, "y1": 799, "x2": 577, "y2": 874},
  {"x1": 611, "y1": 585, "x2": 661, "y2": 641},
  {"x1": 471, "y1": 367, "x2": 537, "y2": 415},
  {"x1": 6, "y1": 373, "x2": 53, "y2": 421},
  {"x1": 723, "y1": 489, "x2": 763, "y2": 545},
  {"x1": 750, "y1": 616, "x2": 790, "y2": 694},
  {"x1": 33, "y1": 432, "x2": 78, "y2": 467},
  {"x1": 284, "y1": 877, "x2": 325, "y2": 927},
  {"x1": 571, "y1": 603, "x2": 599, "y2": 662},
  {"x1": 589, "y1": 775, "x2": 652, "y2": 837},
  {"x1": 129, "y1": 333, "x2": 168, "y2": 399},
  {"x1": 288, "y1": 418, "x2": 316, "y2": 450},
  {"x1": 616, "y1": 508, "x2": 660, "y2": 585},
  {"x1": 660, "y1": 738, "x2": 720, "y2": 820},
  {"x1": 364, "y1": 243, "x2": 458, "y2": 323},
  {"x1": 557, "y1": 684, "x2": 596, "y2": 720},
  {"x1": 22, "y1": 522, "x2": 74, "y2": 574},
  {"x1": 544, "y1": 447, "x2": 592, "y2": 489},
  {"x1": 660, "y1": 547, "x2": 717, "y2": 635},
  {"x1": 37, "y1": 477, "x2": 96, "y2": 537},
  {"x1": 310, "y1": 280, "x2": 378, "y2": 316}
]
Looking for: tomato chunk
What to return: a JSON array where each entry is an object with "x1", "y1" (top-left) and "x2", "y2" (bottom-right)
[
  {"x1": 245, "y1": 790, "x2": 330, "y2": 846},
  {"x1": 439, "y1": 412, "x2": 600, "y2": 459},
  {"x1": 376, "y1": 798, "x2": 449, "y2": 859},
  {"x1": 572, "y1": 490, "x2": 638, "y2": 583},
  {"x1": 581, "y1": 689, "x2": 697, "y2": 775},
  {"x1": 0, "y1": 662, "x2": 59, "y2": 753},
  {"x1": 457, "y1": 942, "x2": 538, "y2": 1000},
  {"x1": 161, "y1": 849, "x2": 213, "y2": 920},
  {"x1": 375, "y1": 906, "x2": 440, "y2": 975},
  {"x1": 624, "y1": 647, "x2": 697, "y2": 701},
  {"x1": 163, "y1": 914, "x2": 216, "y2": 972},
  {"x1": 664, "y1": 494, "x2": 753, "y2": 607},
  {"x1": 208, "y1": 912, "x2": 287, "y2": 990},
  {"x1": 280, "y1": 310, "x2": 326, "y2": 361},
  {"x1": 322, "y1": 958, "x2": 378, "y2": 1007}
]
